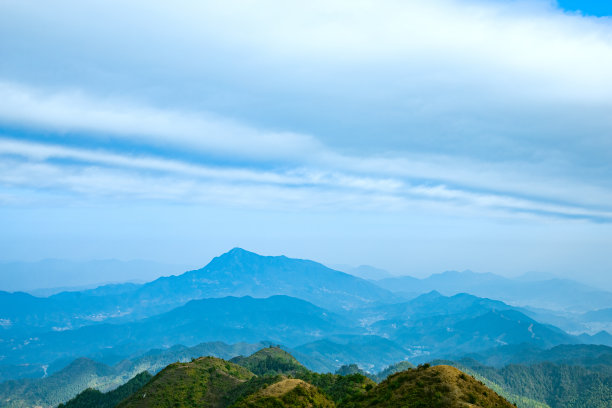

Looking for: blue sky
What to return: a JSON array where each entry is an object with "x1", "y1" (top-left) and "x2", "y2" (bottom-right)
[
  {"x1": 558, "y1": 0, "x2": 612, "y2": 16},
  {"x1": 1, "y1": 0, "x2": 611, "y2": 286}
]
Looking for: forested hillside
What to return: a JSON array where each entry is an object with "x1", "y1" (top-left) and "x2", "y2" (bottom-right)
[{"x1": 67, "y1": 347, "x2": 513, "y2": 408}]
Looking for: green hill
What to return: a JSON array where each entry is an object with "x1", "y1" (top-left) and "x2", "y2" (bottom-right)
[
  {"x1": 0, "y1": 357, "x2": 126, "y2": 408},
  {"x1": 341, "y1": 364, "x2": 515, "y2": 408},
  {"x1": 229, "y1": 347, "x2": 374, "y2": 406},
  {"x1": 46, "y1": 348, "x2": 518, "y2": 408},
  {"x1": 372, "y1": 361, "x2": 415, "y2": 382},
  {"x1": 117, "y1": 357, "x2": 254, "y2": 408},
  {"x1": 57, "y1": 371, "x2": 152, "y2": 408},
  {"x1": 449, "y1": 359, "x2": 612, "y2": 408},
  {"x1": 232, "y1": 378, "x2": 335, "y2": 407},
  {"x1": 230, "y1": 347, "x2": 308, "y2": 376},
  {"x1": 0, "y1": 341, "x2": 264, "y2": 408},
  {"x1": 113, "y1": 348, "x2": 512, "y2": 408}
]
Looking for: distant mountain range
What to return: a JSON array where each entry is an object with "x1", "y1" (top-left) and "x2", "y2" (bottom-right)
[
  {"x1": 0, "y1": 295, "x2": 352, "y2": 367},
  {"x1": 0, "y1": 248, "x2": 398, "y2": 336},
  {"x1": 374, "y1": 270, "x2": 612, "y2": 312},
  {"x1": 2, "y1": 249, "x2": 606, "y2": 370},
  {"x1": 443, "y1": 356, "x2": 612, "y2": 408},
  {"x1": 2, "y1": 289, "x2": 588, "y2": 371},
  {"x1": 351, "y1": 291, "x2": 576, "y2": 359},
  {"x1": 1, "y1": 248, "x2": 610, "y2": 408},
  {"x1": 459, "y1": 343, "x2": 612, "y2": 368}
]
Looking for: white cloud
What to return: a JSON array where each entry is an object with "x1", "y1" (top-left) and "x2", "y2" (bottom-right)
[
  {"x1": 71, "y1": 0, "x2": 612, "y2": 100},
  {"x1": 0, "y1": 82, "x2": 321, "y2": 161},
  {"x1": 3, "y1": 80, "x2": 612, "y2": 212},
  {"x1": 2, "y1": 0, "x2": 612, "y2": 161},
  {"x1": 1, "y1": 1, "x2": 612, "y2": 221},
  {"x1": 2, "y1": 137, "x2": 612, "y2": 220}
]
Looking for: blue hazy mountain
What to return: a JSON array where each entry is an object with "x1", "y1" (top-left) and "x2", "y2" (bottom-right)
[
  {"x1": 353, "y1": 291, "x2": 576, "y2": 359},
  {"x1": 2, "y1": 248, "x2": 608, "y2": 407},
  {"x1": 0, "y1": 248, "x2": 398, "y2": 336},
  {"x1": 577, "y1": 330, "x2": 612, "y2": 347},
  {"x1": 294, "y1": 335, "x2": 412, "y2": 372},
  {"x1": 137, "y1": 248, "x2": 397, "y2": 311},
  {"x1": 582, "y1": 307, "x2": 612, "y2": 323},
  {"x1": 458, "y1": 343, "x2": 612, "y2": 368},
  {"x1": 2, "y1": 291, "x2": 582, "y2": 373},
  {"x1": 0, "y1": 295, "x2": 353, "y2": 368},
  {"x1": 375, "y1": 270, "x2": 612, "y2": 312}
]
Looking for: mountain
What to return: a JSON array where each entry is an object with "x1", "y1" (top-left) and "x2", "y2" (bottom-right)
[
  {"x1": 446, "y1": 358, "x2": 612, "y2": 408},
  {"x1": 140, "y1": 248, "x2": 397, "y2": 311},
  {"x1": 578, "y1": 330, "x2": 612, "y2": 347},
  {"x1": 233, "y1": 378, "x2": 335, "y2": 407},
  {"x1": 0, "y1": 357, "x2": 127, "y2": 408},
  {"x1": 0, "y1": 248, "x2": 397, "y2": 336},
  {"x1": 117, "y1": 347, "x2": 375, "y2": 408},
  {"x1": 0, "y1": 341, "x2": 267, "y2": 408},
  {"x1": 109, "y1": 348, "x2": 511, "y2": 408},
  {"x1": 229, "y1": 347, "x2": 307, "y2": 376},
  {"x1": 350, "y1": 291, "x2": 577, "y2": 360},
  {"x1": 581, "y1": 307, "x2": 612, "y2": 324},
  {"x1": 294, "y1": 335, "x2": 412, "y2": 373},
  {"x1": 2, "y1": 291, "x2": 582, "y2": 375},
  {"x1": 117, "y1": 356, "x2": 255, "y2": 408},
  {"x1": 1, "y1": 295, "x2": 351, "y2": 367},
  {"x1": 341, "y1": 364, "x2": 514, "y2": 408},
  {"x1": 0, "y1": 288, "x2": 142, "y2": 336},
  {"x1": 230, "y1": 347, "x2": 375, "y2": 406},
  {"x1": 372, "y1": 361, "x2": 414, "y2": 382},
  {"x1": 375, "y1": 270, "x2": 612, "y2": 312},
  {"x1": 58, "y1": 372, "x2": 153, "y2": 408},
  {"x1": 459, "y1": 343, "x2": 612, "y2": 368},
  {"x1": 1, "y1": 249, "x2": 598, "y2": 401},
  {"x1": 22, "y1": 346, "x2": 612, "y2": 408}
]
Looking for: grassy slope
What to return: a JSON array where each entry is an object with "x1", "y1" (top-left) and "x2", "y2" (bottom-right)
[
  {"x1": 442, "y1": 358, "x2": 612, "y2": 408},
  {"x1": 117, "y1": 357, "x2": 254, "y2": 408},
  {"x1": 232, "y1": 378, "x2": 335, "y2": 407},
  {"x1": 58, "y1": 371, "x2": 153, "y2": 408},
  {"x1": 0, "y1": 341, "x2": 264, "y2": 408},
  {"x1": 48, "y1": 347, "x2": 521, "y2": 408},
  {"x1": 340, "y1": 364, "x2": 515, "y2": 408}
]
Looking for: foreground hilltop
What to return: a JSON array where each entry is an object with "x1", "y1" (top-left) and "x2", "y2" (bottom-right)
[
  {"x1": 64, "y1": 347, "x2": 514, "y2": 408},
  {"x1": 116, "y1": 357, "x2": 254, "y2": 408},
  {"x1": 343, "y1": 364, "x2": 514, "y2": 408},
  {"x1": 233, "y1": 378, "x2": 335, "y2": 407}
]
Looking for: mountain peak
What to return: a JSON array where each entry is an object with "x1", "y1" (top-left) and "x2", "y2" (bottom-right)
[
  {"x1": 356, "y1": 364, "x2": 514, "y2": 407},
  {"x1": 225, "y1": 247, "x2": 257, "y2": 257},
  {"x1": 206, "y1": 247, "x2": 262, "y2": 266}
]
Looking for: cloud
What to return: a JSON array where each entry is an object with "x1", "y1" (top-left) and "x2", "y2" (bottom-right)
[
  {"x1": 1, "y1": 1, "x2": 612, "y2": 222},
  {"x1": 0, "y1": 82, "x2": 321, "y2": 162},
  {"x1": 3, "y1": 80, "x2": 612, "y2": 212},
  {"x1": 2, "y1": 0, "x2": 609, "y2": 184},
  {"x1": 2, "y1": 136, "x2": 612, "y2": 221}
]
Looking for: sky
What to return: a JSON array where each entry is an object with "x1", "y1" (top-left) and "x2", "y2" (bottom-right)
[{"x1": 1, "y1": 0, "x2": 611, "y2": 288}]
